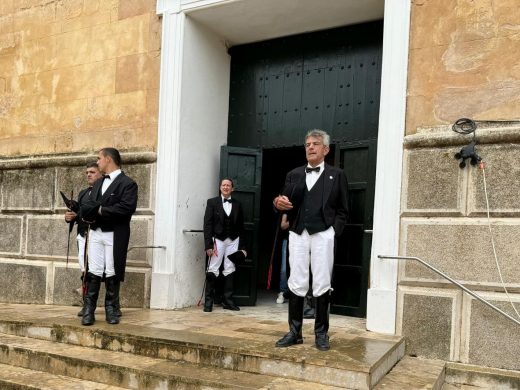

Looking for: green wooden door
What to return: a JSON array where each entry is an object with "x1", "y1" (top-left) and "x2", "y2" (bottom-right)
[
  {"x1": 226, "y1": 21, "x2": 383, "y2": 316},
  {"x1": 332, "y1": 140, "x2": 377, "y2": 317},
  {"x1": 220, "y1": 145, "x2": 262, "y2": 306}
]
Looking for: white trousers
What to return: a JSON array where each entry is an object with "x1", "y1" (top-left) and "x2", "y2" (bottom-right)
[
  {"x1": 207, "y1": 237, "x2": 238, "y2": 277},
  {"x1": 87, "y1": 228, "x2": 115, "y2": 278},
  {"x1": 288, "y1": 227, "x2": 335, "y2": 297},
  {"x1": 76, "y1": 234, "x2": 86, "y2": 272}
]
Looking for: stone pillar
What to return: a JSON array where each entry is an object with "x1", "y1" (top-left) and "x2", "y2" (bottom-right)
[
  {"x1": 151, "y1": 2, "x2": 230, "y2": 309},
  {"x1": 366, "y1": 0, "x2": 411, "y2": 334}
]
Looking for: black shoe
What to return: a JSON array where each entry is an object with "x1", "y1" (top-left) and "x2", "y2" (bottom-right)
[
  {"x1": 222, "y1": 301, "x2": 240, "y2": 311},
  {"x1": 315, "y1": 333, "x2": 330, "y2": 351},
  {"x1": 276, "y1": 331, "x2": 303, "y2": 347},
  {"x1": 77, "y1": 307, "x2": 85, "y2": 317},
  {"x1": 82, "y1": 311, "x2": 95, "y2": 326}
]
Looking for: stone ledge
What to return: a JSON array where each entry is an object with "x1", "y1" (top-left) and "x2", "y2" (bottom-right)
[
  {"x1": 0, "y1": 151, "x2": 157, "y2": 169},
  {"x1": 405, "y1": 126, "x2": 520, "y2": 149}
]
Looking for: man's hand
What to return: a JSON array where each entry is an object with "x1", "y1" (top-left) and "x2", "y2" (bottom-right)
[
  {"x1": 274, "y1": 195, "x2": 293, "y2": 211},
  {"x1": 206, "y1": 249, "x2": 214, "y2": 257},
  {"x1": 65, "y1": 211, "x2": 77, "y2": 222}
]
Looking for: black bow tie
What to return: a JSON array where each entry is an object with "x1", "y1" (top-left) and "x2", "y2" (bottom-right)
[
  {"x1": 223, "y1": 198, "x2": 232, "y2": 203},
  {"x1": 306, "y1": 166, "x2": 320, "y2": 173},
  {"x1": 103, "y1": 174, "x2": 111, "y2": 180}
]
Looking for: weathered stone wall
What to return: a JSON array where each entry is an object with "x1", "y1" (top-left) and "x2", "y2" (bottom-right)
[
  {"x1": 0, "y1": 153, "x2": 156, "y2": 307},
  {"x1": 0, "y1": 0, "x2": 160, "y2": 156},
  {"x1": 398, "y1": 126, "x2": 520, "y2": 370},
  {"x1": 407, "y1": 0, "x2": 520, "y2": 134}
]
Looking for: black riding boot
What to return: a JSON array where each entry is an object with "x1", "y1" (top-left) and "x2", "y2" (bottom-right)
[
  {"x1": 104, "y1": 276, "x2": 121, "y2": 324},
  {"x1": 109, "y1": 279, "x2": 122, "y2": 317},
  {"x1": 82, "y1": 273, "x2": 101, "y2": 326},
  {"x1": 204, "y1": 272, "x2": 217, "y2": 312},
  {"x1": 314, "y1": 292, "x2": 331, "y2": 351},
  {"x1": 276, "y1": 291, "x2": 304, "y2": 347},
  {"x1": 222, "y1": 273, "x2": 240, "y2": 311}
]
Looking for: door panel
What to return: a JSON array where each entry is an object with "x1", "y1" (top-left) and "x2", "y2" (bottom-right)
[
  {"x1": 220, "y1": 146, "x2": 262, "y2": 306},
  {"x1": 226, "y1": 21, "x2": 383, "y2": 317},
  {"x1": 332, "y1": 140, "x2": 377, "y2": 317}
]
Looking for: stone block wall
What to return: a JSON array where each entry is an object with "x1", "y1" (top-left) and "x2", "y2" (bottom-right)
[
  {"x1": 398, "y1": 126, "x2": 520, "y2": 370},
  {"x1": 0, "y1": 152, "x2": 155, "y2": 308},
  {"x1": 0, "y1": 0, "x2": 160, "y2": 156},
  {"x1": 407, "y1": 0, "x2": 520, "y2": 134}
]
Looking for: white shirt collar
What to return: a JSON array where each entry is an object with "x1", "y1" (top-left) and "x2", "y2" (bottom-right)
[
  {"x1": 106, "y1": 169, "x2": 122, "y2": 180},
  {"x1": 306, "y1": 161, "x2": 325, "y2": 171}
]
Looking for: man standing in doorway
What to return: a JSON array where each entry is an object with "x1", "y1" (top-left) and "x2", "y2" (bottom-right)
[
  {"x1": 203, "y1": 178, "x2": 246, "y2": 312},
  {"x1": 64, "y1": 161, "x2": 102, "y2": 316},
  {"x1": 80, "y1": 147, "x2": 138, "y2": 326},
  {"x1": 273, "y1": 129, "x2": 348, "y2": 351}
]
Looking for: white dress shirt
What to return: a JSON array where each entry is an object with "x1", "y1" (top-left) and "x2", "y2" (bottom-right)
[
  {"x1": 222, "y1": 196, "x2": 232, "y2": 216},
  {"x1": 305, "y1": 161, "x2": 325, "y2": 190},
  {"x1": 101, "y1": 169, "x2": 122, "y2": 195}
]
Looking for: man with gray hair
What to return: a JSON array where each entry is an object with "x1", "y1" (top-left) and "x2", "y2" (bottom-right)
[{"x1": 273, "y1": 129, "x2": 348, "y2": 351}]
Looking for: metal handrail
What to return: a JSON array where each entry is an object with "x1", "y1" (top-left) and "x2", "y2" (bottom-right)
[{"x1": 378, "y1": 255, "x2": 520, "y2": 327}]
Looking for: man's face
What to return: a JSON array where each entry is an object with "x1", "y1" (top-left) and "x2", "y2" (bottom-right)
[
  {"x1": 220, "y1": 179, "x2": 233, "y2": 198},
  {"x1": 86, "y1": 167, "x2": 102, "y2": 186},
  {"x1": 305, "y1": 136, "x2": 329, "y2": 166},
  {"x1": 97, "y1": 151, "x2": 109, "y2": 174}
]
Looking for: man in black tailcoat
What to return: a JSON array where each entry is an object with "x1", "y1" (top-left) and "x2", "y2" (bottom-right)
[
  {"x1": 80, "y1": 147, "x2": 138, "y2": 326},
  {"x1": 64, "y1": 161, "x2": 102, "y2": 316},
  {"x1": 273, "y1": 129, "x2": 348, "y2": 351},
  {"x1": 203, "y1": 178, "x2": 246, "y2": 312}
]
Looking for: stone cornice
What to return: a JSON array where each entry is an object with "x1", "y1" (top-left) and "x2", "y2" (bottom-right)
[
  {"x1": 0, "y1": 152, "x2": 157, "y2": 169},
  {"x1": 405, "y1": 124, "x2": 520, "y2": 149}
]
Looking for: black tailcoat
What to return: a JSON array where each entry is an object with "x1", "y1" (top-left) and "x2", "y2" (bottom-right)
[
  {"x1": 86, "y1": 172, "x2": 138, "y2": 282},
  {"x1": 282, "y1": 163, "x2": 349, "y2": 237},
  {"x1": 203, "y1": 196, "x2": 245, "y2": 251}
]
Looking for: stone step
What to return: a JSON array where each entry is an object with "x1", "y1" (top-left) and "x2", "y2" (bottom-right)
[
  {"x1": 0, "y1": 333, "x2": 344, "y2": 389},
  {"x1": 0, "y1": 362, "x2": 127, "y2": 389},
  {"x1": 444, "y1": 362, "x2": 520, "y2": 389},
  {"x1": 374, "y1": 356, "x2": 445, "y2": 390},
  {"x1": 0, "y1": 313, "x2": 405, "y2": 389}
]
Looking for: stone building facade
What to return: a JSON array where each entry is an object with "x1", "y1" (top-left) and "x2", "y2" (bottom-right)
[
  {"x1": 0, "y1": 0, "x2": 519, "y2": 374},
  {"x1": 0, "y1": 0, "x2": 160, "y2": 308},
  {"x1": 398, "y1": 0, "x2": 520, "y2": 371}
]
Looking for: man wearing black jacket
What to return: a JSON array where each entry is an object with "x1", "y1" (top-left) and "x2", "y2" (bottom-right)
[
  {"x1": 80, "y1": 147, "x2": 138, "y2": 326},
  {"x1": 203, "y1": 178, "x2": 246, "y2": 312},
  {"x1": 273, "y1": 129, "x2": 348, "y2": 351},
  {"x1": 64, "y1": 161, "x2": 102, "y2": 315}
]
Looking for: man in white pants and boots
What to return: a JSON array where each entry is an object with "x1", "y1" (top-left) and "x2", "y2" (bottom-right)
[
  {"x1": 273, "y1": 129, "x2": 348, "y2": 351},
  {"x1": 64, "y1": 161, "x2": 102, "y2": 316},
  {"x1": 203, "y1": 178, "x2": 246, "y2": 312},
  {"x1": 80, "y1": 148, "x2": 138, "y2": 326}
]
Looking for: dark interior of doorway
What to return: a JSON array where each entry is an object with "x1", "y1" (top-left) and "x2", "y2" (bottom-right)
[{"x1": 256, "y1": 146, "x2": 336, "y2": 295}]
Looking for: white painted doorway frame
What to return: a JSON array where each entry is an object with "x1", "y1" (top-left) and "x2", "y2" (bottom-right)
[{"x1": 152, "y1": 0, "x2": 411, "y2": 335}]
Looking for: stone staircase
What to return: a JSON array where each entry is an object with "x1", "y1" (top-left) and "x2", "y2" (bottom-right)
[{"x1": 0, "y1": 303, "x2": 447, "y2": 389}]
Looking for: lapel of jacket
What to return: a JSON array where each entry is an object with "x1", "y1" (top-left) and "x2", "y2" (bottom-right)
[
  {"x1": 100, "y1": 172, "x2": 125, "y2": 202},
  {"x1": 322, "y1": 164, "x2": 335, "y2": 208},
  {"x1": 217, "y1": 196, "x2": 226, "y2": 223},
  {"x1": 291, "y1": 166, "x2": 307, "y2": 196}
]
